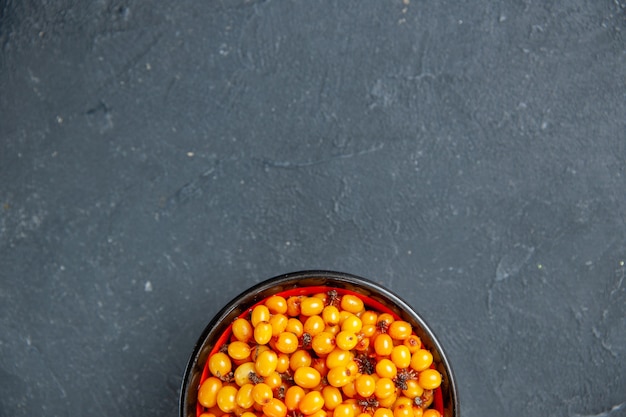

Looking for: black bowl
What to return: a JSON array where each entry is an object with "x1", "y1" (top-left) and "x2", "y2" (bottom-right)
[{"x1": 180, "y1": 270, "x2": 459, "y2": 417}]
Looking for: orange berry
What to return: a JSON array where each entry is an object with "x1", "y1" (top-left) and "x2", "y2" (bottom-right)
[
  {"x1": 311, "y1": 332, "x2": 336, "y2": 355},
  {"x1": 321, "y1": 386, "x2": 343, "y2": 410},
  {"x1": 403, "y1": 335, "x2": 422, "y2": 353},
  {"x1": 284, "y1": 385, "x2": 306, "y2": 411},
  {"x1": 232, "y1": 318, "x2": 254, "y2": 342},
  {"x1": 236, "y1": 383, "x2": 255, "y2": 409},
  {"x1": 198, "y1": 377, "x2": 222, "y2": 408},
  {"x1": 354, "y1": 374, "x2": 376, "y2": 397},
  {"x1": 334, "y1": 403, "x2": 355, "y2": 417},
  {"x1": 304, "y1": 315, "x2": 326, "y2": 337},
  {"x1": 209, "y1": 352, "x2": 232, "y2": 379},
  {"x1": 265, "y1": 295, "x2": 288, "y2": 314},
  {"x1": 251, "y1": 305, "x2": 271, "y2": 327},
  {"x1": 388, "y1": 321, "x2": 412, "y2": 340},
  {"x1": 276, "y1": 332, "x2": 299, "y2": 354},
  {"x1": 340, "y1": 294, "x2": 364, "y2": 314},
  {"x1": 335, "y1": 331, "x2": 359, "y2": 351},
  {"x1": 391, "y1": 345, "x2": 412, "y2": 369},
  {"x1": 374, "y1": 333, "x2": 394, "y2": 356},
  {"x1": 254, "y1": 321, "x2": 273, "y2": 345},
  {"x1": 286, "y1": 318, "x2": 304, "y2": 337},
  {"x1": 301, "y1": 297, "x2": 325, "y2": 316},
  {"x1": 376, "y1": 358, "x2": 397, "y2": 379},
  {"x1": 299, "y1": 391, "x2": 325, "y2": 415},
  {"x1": 417, "y1": 369, "x2": 441, "y2": 390},
  {"x1": 322, "y1": 305, "x2": 340, "y2": 326},
  {"x1": 293, "y1": 366, "x2": 321, "y2": 389},
  {"x1": 255, "y1": 350, "x2": 278, "y2": 377},
  {"x1": 287, "y1": 296, "x2": 303, "y2": 317},
  {"x1": 263, "y1": 398, "x2": 288, "y2": 417},
  {"x1": 422, "y1": 410, "x2": 441, "y2": 417},
  {"x1": 410, "y1": 350, "x2": 433, "y2": 372},
  {"x1": 252, "y1": 383, "x2": 273, "y2": 405},
  {"x1": 216, "y1": 385, "x2": 238, "y2": 412}
]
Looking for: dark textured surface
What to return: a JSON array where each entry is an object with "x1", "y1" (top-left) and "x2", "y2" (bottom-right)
[{"x1": 1, "y1": 1, "x2": 625, "y2": 416}]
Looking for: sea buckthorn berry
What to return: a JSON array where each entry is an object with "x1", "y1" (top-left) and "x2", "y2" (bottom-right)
[
  {"x1": 378, "y1": 393, "x2": 398, "y2": 408},
  {"x1": 326, "y1": 348, "x2": 353, "y2": 369},
  {"x1": 355, "y1": 374, "x2": 376, "y2": 397},
  {"x1": 198, "y1": 413, "x2": 217, "y2": 417},
  {"x1": 403, "y1": 335, "x2": 422, "y2": 353},
  {"x1": 374, "y1": 333, "x2": 394, "y2": 356},
  {"x1": 374, "y1": 377, "x2": 395, "y2": 399},
  {"x1": 276, "y1": 332, "x2": 299, "y2": 354},
  {"x1": 361, "y1": 324, "x2": 377, "y2": 338},
  {"x1": 401, "y1": 379, "x2": 423, "y2": 399},
  {"x1": 334, "y1": 403, "x2": 356, "y2": 417},
  {"x1": 276, "y1": 353, "x2": 290, "y2": 373},
  {"x1": 354, "y1": 336, "x2": 370, "y2": 352},
  {"x1": 335, "y1": 331, "x2": 359, "y2": 351},
  {"x1": 299, "y1": 390, "x2": 325, "y2": 415},
  {"x1": 286, "y1": 318, "x2": 304, "y2": 337},
  {"x1": 388, "y1": 321, "x2": 412, "y2": 340},
  {"x1": 341, "y1": 314, "x2": 362, "y2": 334},
  {"x1": 422, "y1": 410, "x2": 441, "y2": 417},
  {"x1": 293, "y1": 366, "x2": 321, "y2": 389},
  {"x1": 393, "y1": 403, "x2": 413, "y2": 417},
  {"x1": 264, "y1": 371, "x2": 283, "y2": 389},
  {"x1": 233, "y1": 361, "x2": 255, "y2": 386},
  {"x1": 255, "y1": 350, "x2": 278, "y2": 377},
  {"x1": 232, "y1": 318, "x2": 254, "y2": 342},
  {"x1": 287, "y1": 296, "x2": 303, "y2": 317},
  {"x1": 198, "y1": 377, "x2": 223, "y2": 408},
  {"x1": 263, "y1": 398, "x2": 288, "y2": 417},
  {"x1": 322, "y1": 386, "x2": 343, "y2": 410},
  {"x1": 413, "y1": 408, "x2": 424, "y2": 417},
  {"x1": 311, "y1": 332, "x2": 336, "y2": 355},
  {"x1": 265, "y1": 295, "x2": 288, "y2": 314},
  {"x1": 313, "y1": 292, "x2": 328, "y2": 303},
  {"x1": 338, "y1": 310, "x2": 353, "y2": 326},
  {"x1": 341, "y1": 380, "x2": 357, "y2": 398},
  {"x1": 374, "y1": 408, "x2": 394, "y2": 417},
  {"x1": 410, "y1": 350, "x2": 433, "y2": 372},
  {"x1": 327, "y1": 365, "x2": 352, "y2": 387},
  {"x1": 417, "y1": 369, "x2": 441, "y2": 390},
  {"x1": 312, "y1": 357, "x2": 329, "y2": 377},
  {"x1": 375, "y1": 358, "x2": 397, "y2": 379},
  {"x1": 251, "y1": 305, "x2": 271, "y2": 327},
  {"x1": 322, "y1": 305, "x2": 340, "y2": 326},
  {"x1": 324, "y1": 324, "x2": 340, "y2": 336},
  {"x1": 309, "y1": 410, "x2": 328, "y2": 417},
  {"x1": 301, "y1": 297, "x2": 325, "y2": 316},
  {"x1": 252, "y1": 383, "x2": 274, "y2": 405},
  {"x1": 304, "y1": 315, "x2": 326, "y2": 336},
  {"x1": 270, "y1": 314, "x2": 289, "y2": 337},
  {"x1": 391, "y1": 345, "x2": 412, "y2": 369},
  {"x1": 236, "y1": 383, "x2": 255, "y2": 409},
  {"x1": 285, "y1": 385, "x2": 306, "y2": 411},
  {"x1": 250, "y1": 344, "x2": 269, "y2": 361},
  {"x1": 376, "y1": 313, "x2": 395, "y2": 333},
  {"x1": 254, "y1": 321, "x2": 273, "y2": 345},
  {"x1": 227, "y1": 341, "x2": 251, "y2": 361},
  {"x1": 346, "y1": 360, "x2": 359, "y2": 378},
  {"x1": 216, "y1": 385, "x2": 238, "y2": 412},
  {"x1": 290, "y1": 349, "x2": 312, "y2": 370},
  {"x1": 393, "y1": 396, "x2": 413, "y2": 409},
  {"x1": 340, "y1": 294, "x2": 365, "y2": 314},
  {"x1": 360, "y1": 311, "x2": 378, "y2": 325},
  {"x1": 209, "y1": 352, "x2": 232, "y2": 378}
]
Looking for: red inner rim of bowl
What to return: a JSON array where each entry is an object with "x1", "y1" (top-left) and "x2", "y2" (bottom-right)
[{"x1": 197, "y1": 286, "x2": 444, "y2": 416}]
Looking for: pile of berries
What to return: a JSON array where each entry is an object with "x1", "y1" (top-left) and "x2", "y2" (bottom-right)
[{"x1": 197, "y1": 289, "x2": 443, "y2": 417}]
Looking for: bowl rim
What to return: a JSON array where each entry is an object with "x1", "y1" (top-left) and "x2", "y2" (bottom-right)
[{"x1": 179, "y1": 270, "x2": 459, "y2": 417}]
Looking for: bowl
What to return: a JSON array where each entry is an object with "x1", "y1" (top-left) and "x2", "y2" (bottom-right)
[{"x1": 180, "y1": 270, "x2": 459, "y2": 417}]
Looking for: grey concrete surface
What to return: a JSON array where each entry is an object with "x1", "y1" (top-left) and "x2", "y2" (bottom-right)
[{"x1": 1, "y1": 1, "x2": 625, "y2": 416}]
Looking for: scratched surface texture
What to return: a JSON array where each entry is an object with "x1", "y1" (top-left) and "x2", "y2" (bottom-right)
[{"x1": 1, "y1": 0, "x2": 625, "y2": 416}]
